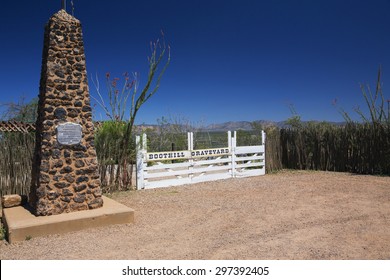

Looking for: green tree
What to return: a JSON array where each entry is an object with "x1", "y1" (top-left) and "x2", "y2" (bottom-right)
[
  {"x1": 285, "y1": 103, "x2": 302, "y2": 129},
  {"x1": 0, "y1": 97, "x2": 38, "y2": 122}
]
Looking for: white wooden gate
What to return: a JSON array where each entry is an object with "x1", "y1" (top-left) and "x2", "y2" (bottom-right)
[{"x1": 136, "y1": 131, "x2": 266, "y2": 189}]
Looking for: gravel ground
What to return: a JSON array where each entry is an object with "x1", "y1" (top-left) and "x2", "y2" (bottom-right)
[{"x1": 1, "y1": 170, "x2": 389, "y2": 260}]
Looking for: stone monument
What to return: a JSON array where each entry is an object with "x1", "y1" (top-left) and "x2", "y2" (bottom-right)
[{"x1": 29, "y1": 9, "x2": 103, "y2": 216}]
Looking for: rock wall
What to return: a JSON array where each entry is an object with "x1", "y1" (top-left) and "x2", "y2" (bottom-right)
[{"x1": 29, "y1": 10, "x2": 103, "y2": 216}]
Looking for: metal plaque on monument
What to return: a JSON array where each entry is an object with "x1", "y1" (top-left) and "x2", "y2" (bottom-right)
[{"x1": 57, "y1": 122, "x2": 82, "y2": 145}]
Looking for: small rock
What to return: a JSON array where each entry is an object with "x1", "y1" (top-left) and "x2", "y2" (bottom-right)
[{"x1": 1, "y1": 194, "x2": 27, "y2": 208}]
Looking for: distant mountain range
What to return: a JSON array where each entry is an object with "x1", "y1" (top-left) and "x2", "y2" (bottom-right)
[
  {"x1": 204, "y1": 120, "x2": 283, "y2": 131},
  {"x1": 204, "y1": 120, "x2": 347, "y2": 131},
  {"x1": 136, "y1": 120, "x2": 346, "y2": 132}
]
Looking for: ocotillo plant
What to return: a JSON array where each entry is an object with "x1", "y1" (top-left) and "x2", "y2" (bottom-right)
[{"x1": 92, "y1": 34, "x2": 170, "y2": 190}]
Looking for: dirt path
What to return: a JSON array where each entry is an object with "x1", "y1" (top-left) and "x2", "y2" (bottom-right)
[{"x1": 1, "y1": 170, "x2": 389, "y2": 259}]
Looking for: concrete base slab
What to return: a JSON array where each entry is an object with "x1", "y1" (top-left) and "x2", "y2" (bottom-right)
[{"x1": 2, "y1": 196, "x2": 134, "y2": 243}]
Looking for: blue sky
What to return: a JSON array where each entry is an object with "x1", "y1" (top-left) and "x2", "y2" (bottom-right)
[{"x1": 0, "y1": 0, "x2": 389, "y2": 124}]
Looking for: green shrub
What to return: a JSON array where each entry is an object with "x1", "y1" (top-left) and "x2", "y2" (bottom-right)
[{"x1": 0, "y1": 222, "x2": 6, "y2": 241}]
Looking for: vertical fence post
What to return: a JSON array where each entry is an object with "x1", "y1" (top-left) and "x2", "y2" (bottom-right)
[
  {"x1": 261, "y1": 130, "x2": 266, "y2": 175},
  {"x1": 142, "y1": 133, "x2": 147, "y2": 187},
  {"x1": 136, "y1": 135, "x2": 142, "y2": 189},
  {"x1": 233, "y1": 131, "x2": 237, "y2": 177},
  {"x1": 230, "y1": 131, "x2": 237, "y2": 178},
  {"x1": 262, "y1": 130, "x2": 266, "y2": 145},
  {"x1": 191, "y1": 131, "x2": 193, "y2": 150},
  {"x1": 136, "y1": 133, "x2": 147, "y2": 190},
  {"x1": 188, "y1": 132, "x2": 194, "y2": 182},
  {"x1": 228, "y1": 131, "x2": 232, "y2": 177}
]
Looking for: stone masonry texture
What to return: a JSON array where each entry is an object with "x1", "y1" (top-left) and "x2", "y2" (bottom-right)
[{"x1": 29, "y1": 10, "x2": 103, "y2": 216}]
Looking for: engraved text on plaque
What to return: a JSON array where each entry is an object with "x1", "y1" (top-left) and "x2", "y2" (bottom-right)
[{"x1": 57, "y1": 122, "x2": 82, "y2": 145}]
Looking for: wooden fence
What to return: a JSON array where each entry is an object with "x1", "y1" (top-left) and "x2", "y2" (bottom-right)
[
  {"x1": 279, "y1": 123, "x2": 390, "y2": 175},
  {"x1": 136, "y1": 131, "x2": 266, "y2": 189},
  {"x1": 0, "y1": 121, "x2": 36, "y2": 133},
  {"x1": 1, "y1": 121, "x2": 388, "y2": 196},
  {"x1": 0, "y1": 132, "x2": 35, "y2": 197}
]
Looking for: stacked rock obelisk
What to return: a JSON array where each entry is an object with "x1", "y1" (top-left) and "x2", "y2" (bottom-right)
[{"x1": 29, "y1": 9, "x2": 103, "y2": 216}]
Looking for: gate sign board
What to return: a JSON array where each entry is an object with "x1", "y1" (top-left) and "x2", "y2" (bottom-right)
[
  {"x1": 57, "y1": 122, "x2": 82, "y2": 145},
  {"x1": 137, "y1": 131, "x2": 266, "y2": 190},
  {"x1": 147, "y1": 150, "x2": 191, "y2": 161},
  {"x1": 146, "y1": 148, "x2": 231, "y2": 161}
]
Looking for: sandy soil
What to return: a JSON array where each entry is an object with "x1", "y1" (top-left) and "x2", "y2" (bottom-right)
[{"x1": 1, "y1": 170, "x2": 389, "y2": 260}]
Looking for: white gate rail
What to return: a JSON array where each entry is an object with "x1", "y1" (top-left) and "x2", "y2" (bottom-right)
[{"x1": 136, "y1": 131, "x2": 265, "y2": 189}]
